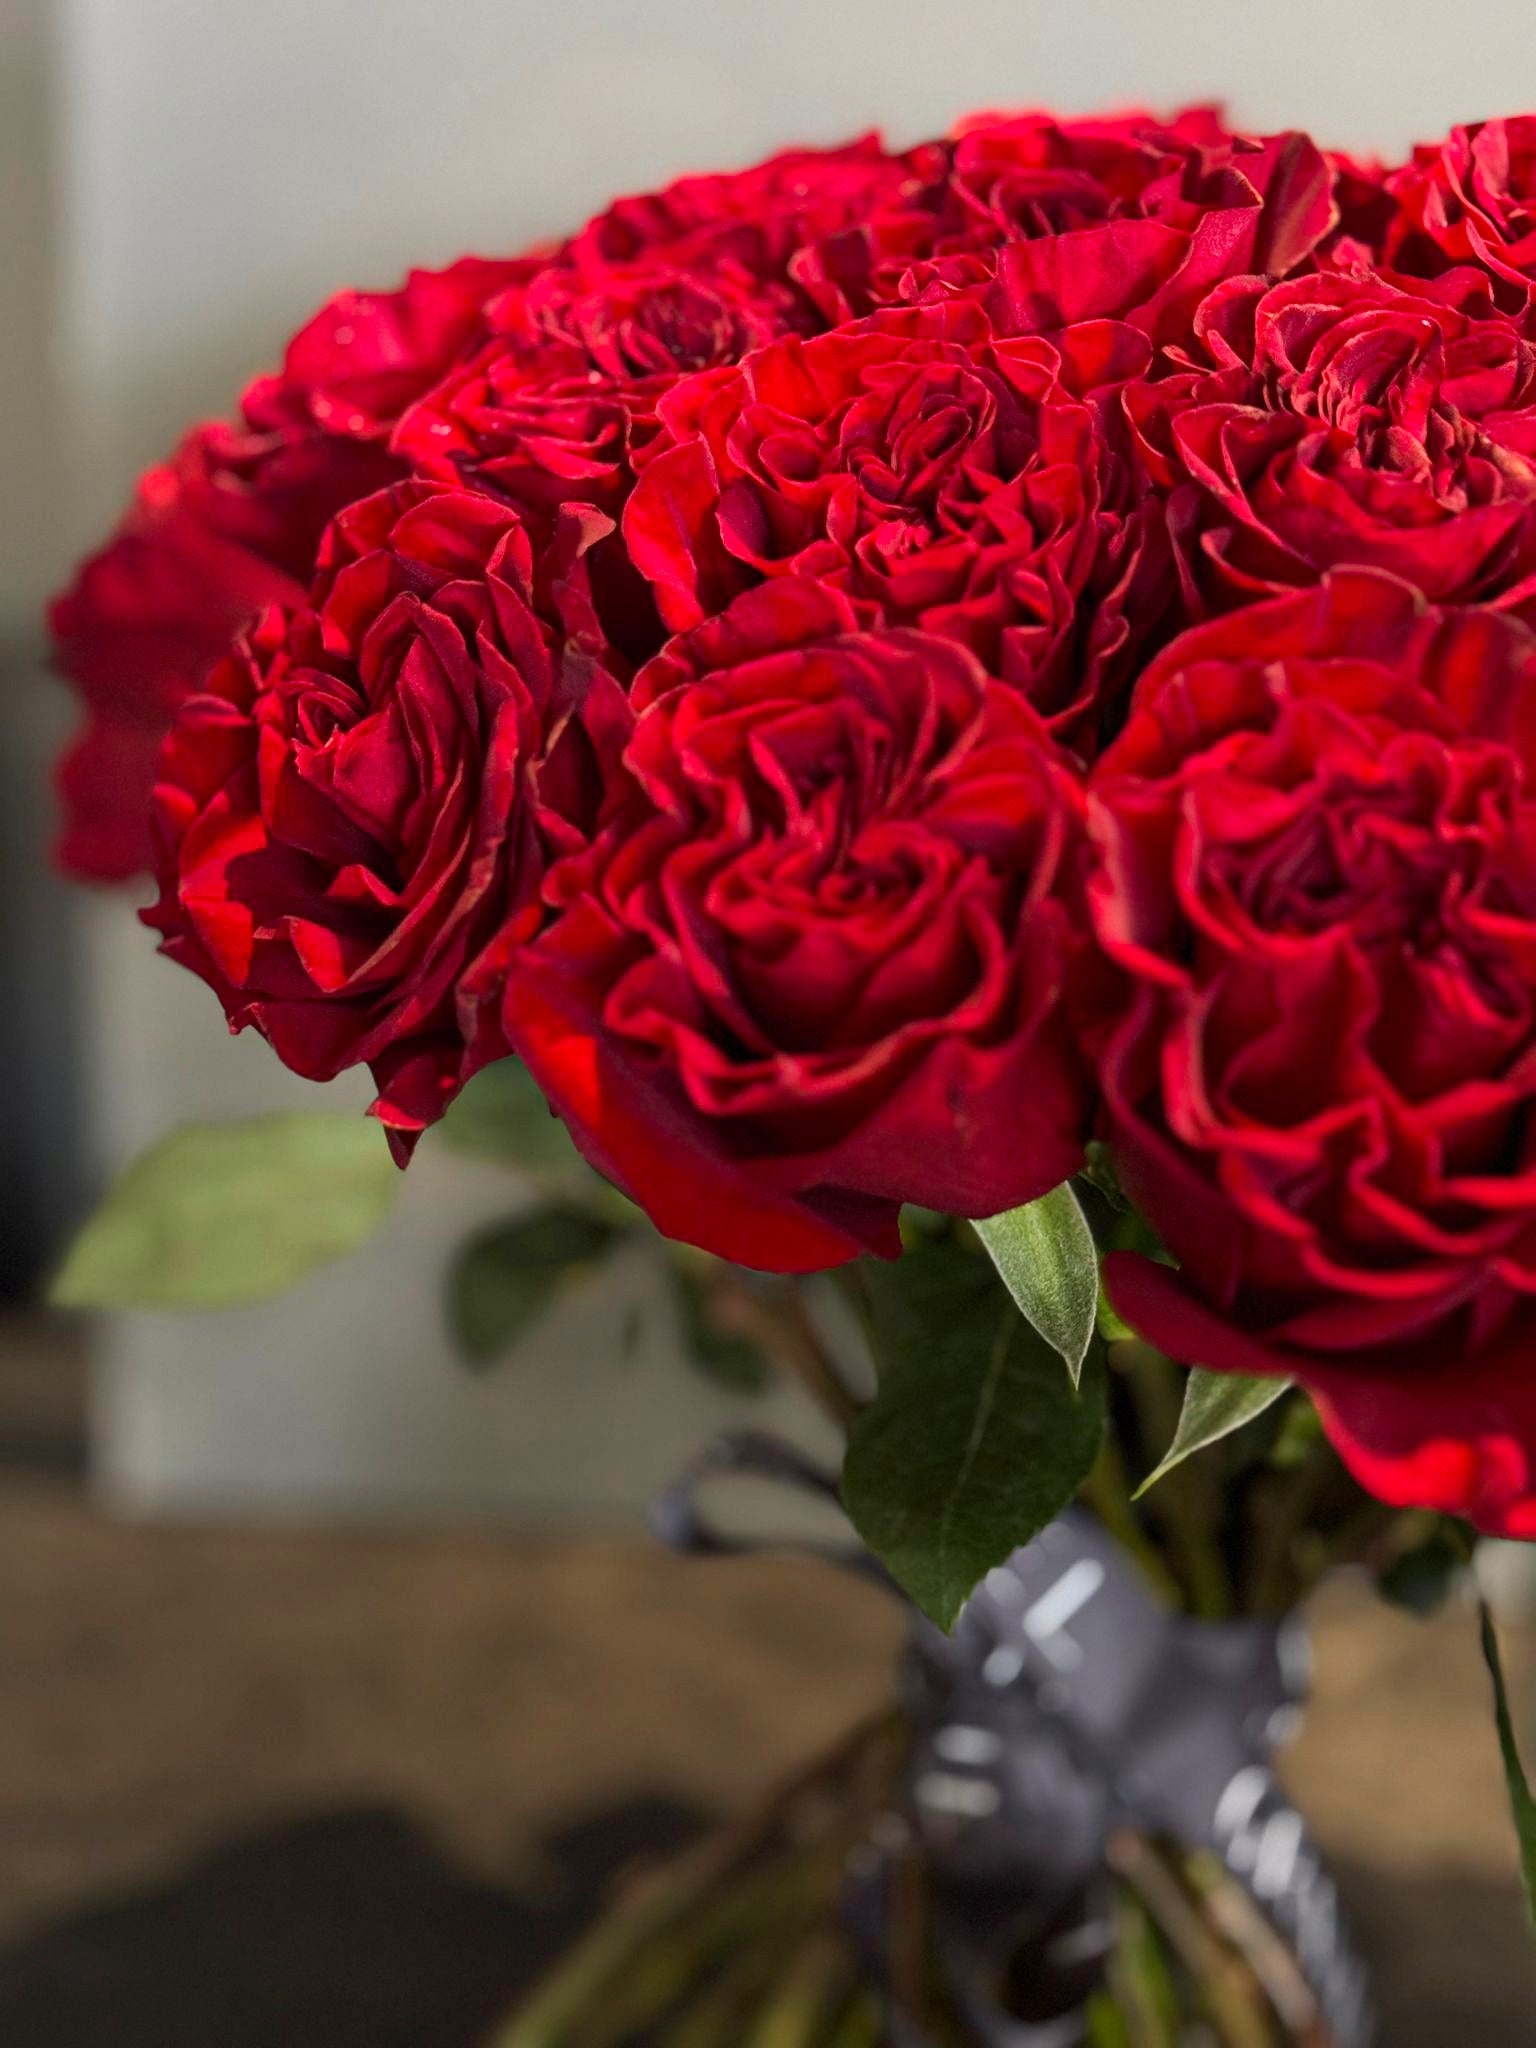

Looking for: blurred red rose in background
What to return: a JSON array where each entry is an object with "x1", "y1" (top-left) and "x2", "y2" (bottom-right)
[
  {"x1": 796, "y1": 111, "x2": 1337, "y2": 328},
  {"x1": 51, "y1": 259, "x2": 542, "y2": 881},
  {"x1": 50, "y1": 423, "x2": 395, "y2": 881},
  {"x1": 1386, "y1": 117, "x2": 1536, "y2": 296}
]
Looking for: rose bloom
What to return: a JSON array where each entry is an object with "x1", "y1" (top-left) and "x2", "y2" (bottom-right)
[
  {"x1": 1125, "y1": 264, "x2": 1536, "y2": 620},
  {"x1": 1386, "y1": 118, "x2": 1536, "y2": 296},
  {"x1": 397, "y1": 260, "x2": 808, "y2": 530},
  {"x1": 51, "y1": 258, "x2": 540, "y2": 881},
  {"x1": 1087, "y1": 568, "x2": 1536, "y2": 1535},
  {"x1": 392, "y1": 141, "x2": 951, "y2": 669},
  {"x1": 146, "y1": 481, "x2": 619, "y2": 1157},
  {"x1": 50, "y1": 423, "x2": 396, "y2": 881},
  {"x1": 504, "y1": 577, "x2": 1089, "y2": 1270},
  {"x1": 566, "y1": 132, "x2": 944, "y2": 278},
  {"x1": 624, "y1": 299, "x2": 1167, "y2": 751},
  {"x1": 392, "y1": 260, "x2": 818, "y2": 675},
  {"x1": 1319, "y1": 149, "x2": 1400, "y2": 270},
  {"x1": 795, "y1": 110, "x2": 1337, "y2": 328}
]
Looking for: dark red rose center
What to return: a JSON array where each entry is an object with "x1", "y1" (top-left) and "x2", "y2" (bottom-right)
[{"x1": 1183, "y1": 716, "x2": 1536, "y2": 1114}]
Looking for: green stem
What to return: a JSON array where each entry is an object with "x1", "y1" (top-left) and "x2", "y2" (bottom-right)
[
  {"x1": 1244, "y1": 1433, "x2": 1384, "y2": 1614},
  {"x1": 748, "y1": 1932, "x2": 856, "y2": 2048},
  {"x1": 773, "y1": 1279, "x2": 862, "y2": 1430},
  {"x1": 1081, "y1": 1422, "x2": 1184, "y2": 1609},
  {"x1": 1121, "y1": 1345, "x2": 1233, "y2": 1618},
  {"x1": 1108, "y1": 1834, "x2": 1285, "y2": 2048}
]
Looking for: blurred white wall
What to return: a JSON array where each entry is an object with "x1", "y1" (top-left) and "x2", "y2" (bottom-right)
[{"x1": 37, "y1": 0, "x2": 1536, "y2": 1520}]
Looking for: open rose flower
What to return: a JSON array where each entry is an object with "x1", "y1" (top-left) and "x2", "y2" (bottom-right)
[
  {"x1": 504, "y1": 577, "x2": 1089, "y2": 1270},
  {"x1": 51, "y1": 257, "x2": 542, "y2": 882},
  {"x1": 393, "y1": 257, "x2": 823, "y2": 672},
  {"x1": 1088, "y1": 569, "x2": 1536, "y2": 1535},
  {"x1": 49, "y1": 423, "x2": 397, "y2": 881},
  {"x1": 567, "y1": 133, "x2": 942, "y2": 278},
  {"x1": 1387, "y1": 118, "x2": 1536, "y2": 297},
  {"x1": 146, "y1": 481, "x2": 619, "y2": 1157},
  {"x1": 796, "y1": 112, "x2": 1337, "y2": 329},
  {"x1": 390, "y1": 145, "x2": 960, "y2": 670},
  {"x1": 1125, "y1": 264, "x2": 1536, "y2": 621},
  {"x1": 241, "y1": 256, "x2": 549, "y2": 443},
  {"x1": 397, "y1": 259, "x2": 807, "y2": 522},
  {"x1": 624, "y1": 299, "x2": 1166, "y2": 749}
]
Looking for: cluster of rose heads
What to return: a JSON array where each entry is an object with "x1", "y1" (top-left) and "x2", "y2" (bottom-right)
[{"x1": 52, "y1": 110, "x2": 1536, "y2": 1537}]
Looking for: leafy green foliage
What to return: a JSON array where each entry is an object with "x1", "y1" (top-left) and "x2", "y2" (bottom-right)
[
  {"x1": 51, "y1": 1114, "x2": 401, "y2": 1311},
  {"x1": 668, "y1": 1263, "x2": 774, "y2": 1394},
  {"x1": 1079, "y1": 1139, "x2": 1129, "y2": 1213},
  {"x1": 842, "y1": 1240, "x2": 1106, "y2": 1628},
  {"x1": 975, "y1": 1182, "x2": 1099, "y2": 1384},
  {"x1": 1480, "y1": 1599, "x2": 1536, "y2": 1928},
  {"x1": 446, "y1": 1206, "x2": 618, "y2": 1366},
  {"x1": 1096, "y1": 1277, "x2": 1137, "y2": 1345},
  {"x1": 436, "y1": 1057, "x2": 580, "y2": 1177},
  {"x1": 1376, "y1": 1520, "x2": 1466, "y2": 1617},
  {"x1": 1135, "y1": 1368, "x2": 1292, "y2": 1499}
]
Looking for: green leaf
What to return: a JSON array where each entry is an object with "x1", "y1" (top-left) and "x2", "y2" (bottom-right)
[
  {"x1": 1377, "y1": 1523, "x2": 1465, "y2": 1617},
  {"x1": 1096, "y1": 1277, "x2": 1137, "y2": 1345},
  {"x1": 1135, "y1": 1368, "x2": 1292, "y2": 1498},
  {"x1": 975, "y1": 1182, "x2": 1099, "y2": 1384},
  {"x1": 669, "y1": 1263, "x2": 772, "y2": 1394},
  {"x1": 1480, "y1": 1599, "x2": 1536, "y2": 1928},
  {"x1": 436, "y1": 1057, "x2": 578, "y2": 1176},
  {"x1": 1079, "y1": 1139, "x2": 1129, "y2": 1213},
  {"x1": 842, "y1": 1241, "x2": 1106, "y2": 1629},
  {"x1": 50, "y1": 1113, "x2": 401, "y2": 1311},
  {"x1": 447, "y1": 1207, "x2": 617, "y2": 1366}
]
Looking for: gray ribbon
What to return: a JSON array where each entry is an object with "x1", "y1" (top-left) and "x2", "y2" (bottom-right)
[{"x1": 653, "y1": 1434, "x2": 1374, "y2": 2047}]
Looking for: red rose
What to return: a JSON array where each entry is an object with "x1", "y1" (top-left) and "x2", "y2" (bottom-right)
[
  {"x1": 796, "y1": 112, "x2": 1337, "y2": 328},
  {"x1": 241, "y1": 255, "x2": 549, "y2": 443},
  {"x1": 50, "y1": 423, "x2": 396, "y2": 881},
  {"x1": 1086, "y1": 569, "x2": 1536, "y2": 1535},
  {"x1": 51, "y1": 257, "x2": 541, "y2": 882},
  {"x1": 392, "y1": 257, "x2": 822, "y2": 673},
  {"x1": 1317, "y1": 150, "x2": 1400, "y2": 270},
  {"x1": 566, "y1": 133, "x2": 942, "y2": 278},
  {"x1": 1125, "y1": 265, "x2": 1536, "y2": 620},
  {"x1": 397, "y1": 259, "x2": 812, "y2": 514},
  {"x1": 624, "y1": 299, "x2": 1167, "y2": 749},
  {"x1": 390, "y1": 145, "x2": 956, "y2": 671},
  {"x1": 146, "y1": 481, "x2": 618, "y2": 1157},
  {"x1": 504, "y1": 577, "x2": 1089, "y2": 1270},
  {"x1": 1387, "y1": 119, "x2": 1536, "y2": 296}
]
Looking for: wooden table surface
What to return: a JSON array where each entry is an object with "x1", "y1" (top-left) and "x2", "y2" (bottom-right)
[{"x1": 0, "y1": 1472, "x2": 1532, "y2": 2043}]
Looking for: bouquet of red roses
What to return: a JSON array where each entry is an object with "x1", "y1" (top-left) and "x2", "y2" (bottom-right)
[{"x1": 48, "y1": 103, "x2": 1536, "y2": 2042}]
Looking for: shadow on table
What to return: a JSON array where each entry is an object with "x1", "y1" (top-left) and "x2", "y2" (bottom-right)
[
  {"x1": 0, "y1": 1805, "x2": 1529, "y2": 2046},
  {"x1": 1331, "y1": 1852, "x2": 1536, "y2": 2046},
  {"x1": 0, "y1": 1800, "x2": 704, "y2": 2048}
]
